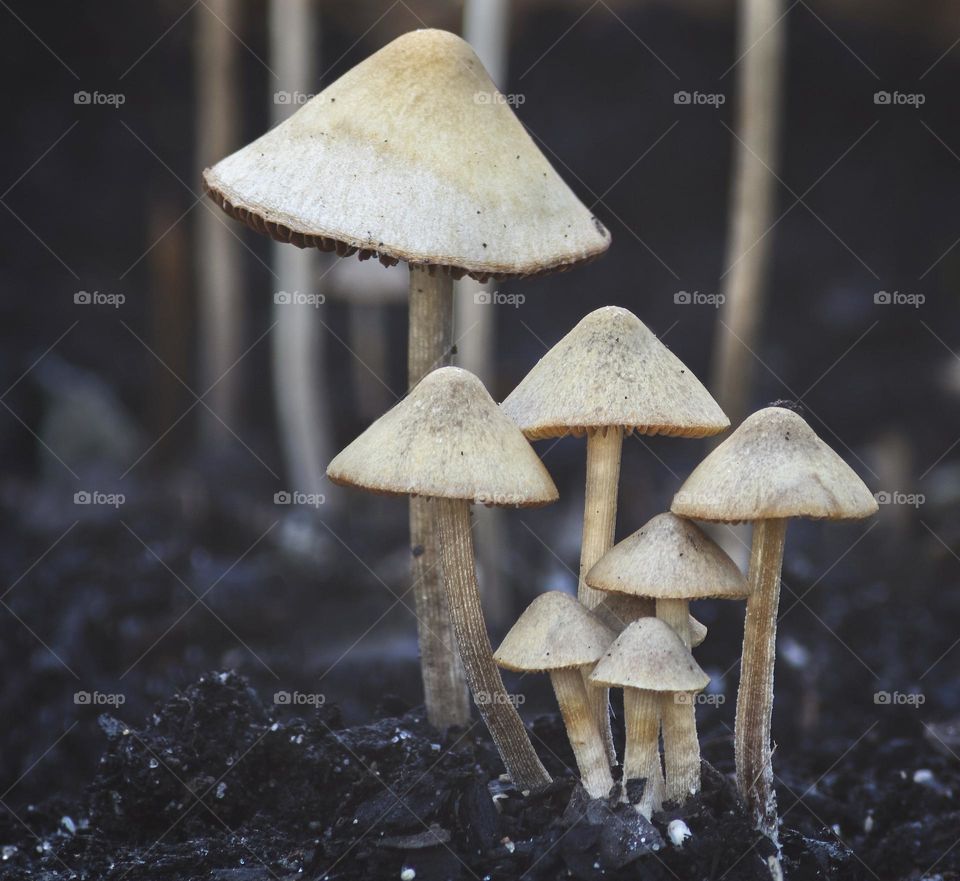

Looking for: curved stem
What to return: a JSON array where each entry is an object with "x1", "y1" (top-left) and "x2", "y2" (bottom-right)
[
  {"x1": 735, "y1": 518, "x2": 788, "y2": 838},
  {"x1": 408, "y1": 266, "x2": 471, "y2": 729},
  {"x1": 435, "y1": 497, "x2": 551, "y2": 791},
  {"x1": 623, "y1": 689, "x2": 664, "y2": 819},
  {"x1": 580, "y1": 427, "x2": 622, "y2": 766},
  {"x1": 551, "y1": 668, "x2": 614, "y2": 799}
]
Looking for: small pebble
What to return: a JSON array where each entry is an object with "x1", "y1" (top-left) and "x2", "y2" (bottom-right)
[
  {"x1": 913, "y1": 769, "x2": 934, "y2": 785},
  {"x1": 667, "y1": 819, "x2": 691, "y2": 847},
  {"x1": 60, "y1": 816, "x2": 76, "y2": 836},
  {"x1": 400, "y1": 868, "x2": 416, "y2": 881}
]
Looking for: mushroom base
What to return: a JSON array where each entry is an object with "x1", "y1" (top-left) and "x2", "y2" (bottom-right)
[{"x1": 661, "y1": 691, "x2": 701, "y2": 805}]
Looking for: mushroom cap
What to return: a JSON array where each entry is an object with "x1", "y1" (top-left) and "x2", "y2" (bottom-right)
[
  {"x1": 593, "y1": 594, "x2": 707, "y2": 647},
  {"x1": 671, "y1": 406, "x2": 879, "y2": 523},
  {"x1": 586, "y1": 513, "x2": 748, "y2": 601},
  {"x1": 500, "y1": 307, "x2": 729, "y2": 439},
  {"x1": 327, "y1": 366, "x2": 557, "y2": 507},
  {"x1": 203, "y1": 29, "x2": 610, "y2": 283},
  {"x1": 589, "y1": 618, "x2": 709, "y2": 693},
  {"x1": 494, "y1": 591, "x2": 616, "y2": 672}
]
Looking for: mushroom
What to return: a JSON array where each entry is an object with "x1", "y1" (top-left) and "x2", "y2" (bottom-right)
[
  {"x1": 502, "y1": 306, "x2": 728, "y2": 757},
  {"x1": 590, "y1": 619, "x2": 709, "y2": 818},
  {"x1": 328, "y1": 366, "x2": 557, "y2": 791},
  {"x1": 586, "y1": 512, "x2": 749, "y2": 803},
  {"x1": 203, "y1": 29, "x2": 610, "y2": 730},
  {"x1": 671, "y1": 405, "x2": 878, "y2": 834},
  {"x1": 494, "y1": 592, "x2": 617, "y2": 799}
]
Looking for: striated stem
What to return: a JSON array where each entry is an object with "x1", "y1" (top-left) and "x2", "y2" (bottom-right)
[
  {"x1": 435, "y1": 497, "x2": 551, "y2": 791},
  {"x1": 623, "y1": 688, "x2": 664, "y2": 819},
  {"x1": 408, "y1": 266, "x2": 471, "y2": 730},
  {"x1": 735, "y1": 518, "x2": 788, "y2": 837},
  {"x1": 551, "y1": 668, "x2": 614, "y2": 799},
  {"x1": 656, "y1": 597, "x2": 701, "y2": 803},
  {"x1": 580, "y1": 427, "x2": 623, "y2": 766}
]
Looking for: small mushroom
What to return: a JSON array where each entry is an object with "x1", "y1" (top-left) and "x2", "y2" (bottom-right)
[
  {"x1": 586, "y1": 512, "x2": 748, "y2": 803},
  {"x1": 593, "y1": 593, "x2": 707, "y2": 648},
  {"x1": 328, "y1": 367, "x2": 557, "y2": 791},
  {"x1": 590, "y1": 619, "x2": 709, "y2": 818},
  {"x1": 672, "y1": 405, "x2": 878, "y2": 834},
  {"x1": 502, "y1": 306, "x2": 728, "y2": 761},
  {"x1": 494, "y1": 592, "x2": 617, "y2": 799},
  {"x1": 203, "y1": 28, "x2": 611, "y2": 731}
]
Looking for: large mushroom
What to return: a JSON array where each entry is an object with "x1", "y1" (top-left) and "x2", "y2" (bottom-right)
[
  {"x1": 501, "y1": 306, "x2": 728, "y2": 756},
  {"x1": 494, "y1": 592, "x2": 616, "y2": 799},
  {"x1": 328, "y1": 366, "x2": 556, "y2": 791},
  {"x1": 590, "y1": 618, "x2": 709, "y2": 819},
  {"x1": 203, "y1": 28, "x2": 611, "y2": 730},
  {"x1": 586, "y1": 512, "x2": 748, "y2": 803},
  {"x1": 671, "y1": 405, "x2": 878, "y2": 835}
]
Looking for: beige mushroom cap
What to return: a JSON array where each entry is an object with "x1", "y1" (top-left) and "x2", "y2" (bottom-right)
[
  {"x1": 327, "y1": 366, "x2": 557, "y2": 507},
  {"x1": 494, "y1": 591, "x2": 616, "y2": 672},
  {"x1": 586, "y1": 513, "x2": 748, "y2": 601},
  {"x1": 203, "y1": 29, "x2": 610, "y2": 283},
  {"x1": 592, "y1": 595, "x2": 707, "y2": 648},
  {"x1": 671, "y1": 406, "x2": 879, "y2": 523},
  {"x1": 589, "y1": 619, "x2": 709, "y2": 693},
  {"x1": 500, "y1": 307, "x2": 729, "y2": 439}
]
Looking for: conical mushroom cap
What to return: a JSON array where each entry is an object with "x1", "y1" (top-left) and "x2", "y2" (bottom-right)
[
  {"x1": 494, "y1": 591, "x2": 616, "y2": 672},
  {"x1": 593, "y1": 595, "x2": 708, "y2": 648},
  {"x1": 327, "y1": 367, "x2": 557, "y2": 507},
  {"x1": 501, "y1": 307, "x2": 729, "y2": 439},
  {"x1": 586, "y1": 513, "x2": 748, "y2": 600},
  {"x1": 589, "y1": 619, "x2": 709, "y2": 693},
  {"x1": 671, "y1": 407, "x2": 879, "y2": 523},
  {"x1": 203, "y1": 29, "x2": 610, "y2": 282}
]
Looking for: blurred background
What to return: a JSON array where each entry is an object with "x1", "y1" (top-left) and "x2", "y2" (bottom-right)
[{"x1": 2, "y1": 0, "x2": 959, "y2": 814}]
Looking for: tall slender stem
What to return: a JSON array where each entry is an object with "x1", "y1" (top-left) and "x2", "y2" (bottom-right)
[
  {"x1": 735, "y1": 517, "x2": 788, "y2": 837},
  {"x1": 435, "y1": 497, "x2": 551, "y2": 791},
  {"x1": 408, "y1": 266, "x2": 470, "y2": 729},
  {"x1": 656, "y1": 597, "x2": 700, "y2": 803},
  {"x1": 550, "y1": 668, "x2": 614, "y2": 799},
  {"x1": 580, "y1": 427, "x2": 622, "y2": 766},
  {"x1": 623, "y1": 689, "x2": 664, "y2": 819}
]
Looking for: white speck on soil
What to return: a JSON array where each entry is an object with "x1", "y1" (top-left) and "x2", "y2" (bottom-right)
[{"x1": 667, "y1": 819, "x2": 691, "y2": 847}]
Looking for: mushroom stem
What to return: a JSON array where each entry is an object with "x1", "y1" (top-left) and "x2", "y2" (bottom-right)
[
  {"x1": 408, "y1": 266, "x2": 471, "y2": 730},
  {"x1": 435, "y1": 496, "x2": 552, "y2": 791},
  {"x1": 735, "y1": 517, "x2": 788, "y2": 837},
  {"x1": 549, "y1": 668, "x2": 614, "y2": 799},
  {"x1": 656, "y1": 597, "x2": 701, "y2": 803},
  {"x1": 580, "y1": 426, "x2": 623, "y2": 766},
  {"x1": 623, "y1": 688, "x2": 664, "y2": 819}
]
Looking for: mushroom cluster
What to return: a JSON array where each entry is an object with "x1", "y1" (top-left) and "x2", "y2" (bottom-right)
[{"x1": 327, "y1": 303, "x2": 877, "y2": 839}]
